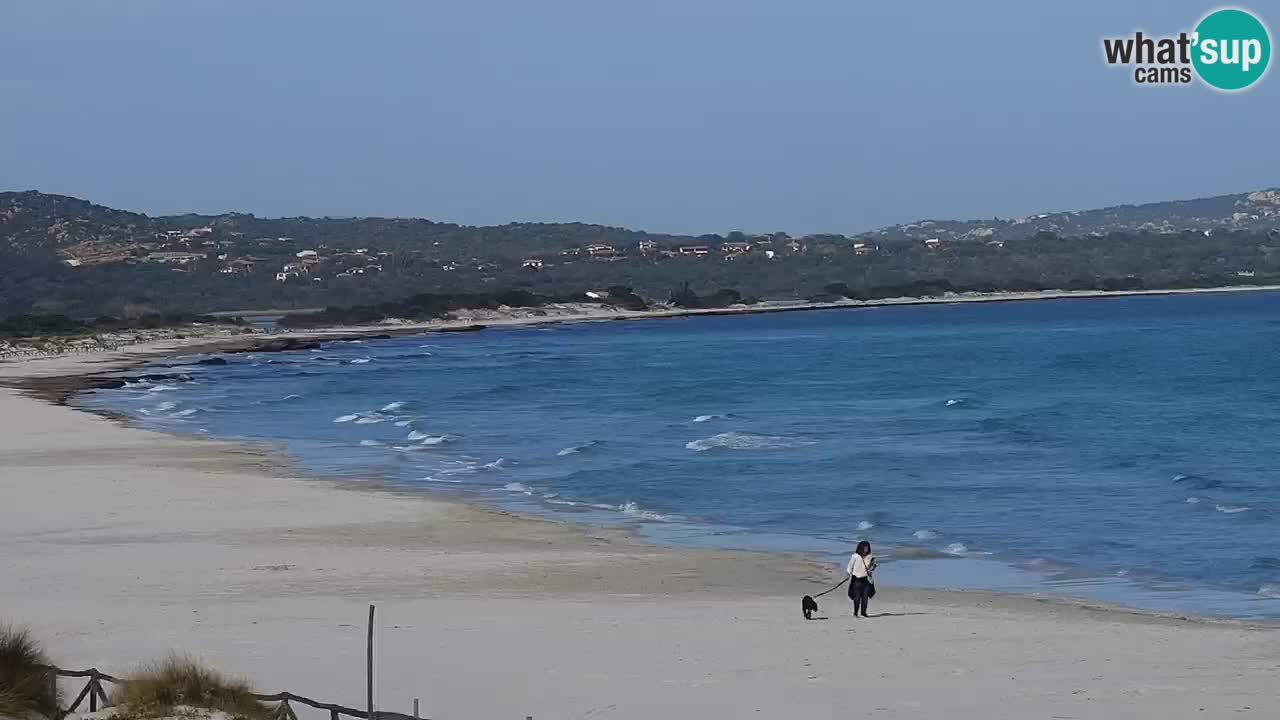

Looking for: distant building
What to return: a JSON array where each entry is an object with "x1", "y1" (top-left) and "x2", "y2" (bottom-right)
[
  {"x1": 638, "y1": 239, "x2": 658, "y2": 253},
  {"x1": 678, "y1": 245, "x2": 711, "y2": 256},
  {"x1": 852, "y1": 242, "x2": 873, "y2": 256},
  {"x1": 296, "y1": 250, "x2": 319, "y2": 258},
  {"x1": 275, "y1": 271, "x2": 298, "y2": 282},
  {"x1": 925, "y1": 238, "x2": 942, "y2": 248},
  {"x1": 522, "y1": 258, "x2": 545, "y2": 270},
  {"x1": 586, "y1": 244, "x2": 617, "y2": 257},
  {"x1": 146, "y1": 252, "x2": 203, "y2": 264},
  {"x1": 721, "y1": 241, "x2": 752, "y2": 254}
]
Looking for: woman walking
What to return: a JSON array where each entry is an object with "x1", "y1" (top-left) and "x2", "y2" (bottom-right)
[{"x1": 846, "y1": 540, "x2": 876, "y2": 618}]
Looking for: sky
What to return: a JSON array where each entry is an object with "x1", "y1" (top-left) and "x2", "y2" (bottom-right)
[{"x1": 1, "y1": 0, "x2": 1276, "y2": 236}]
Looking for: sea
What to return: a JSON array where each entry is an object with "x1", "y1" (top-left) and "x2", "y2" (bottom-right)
[{"x1": 76, "y1": 292, "x2": 1280, "y2": 619}]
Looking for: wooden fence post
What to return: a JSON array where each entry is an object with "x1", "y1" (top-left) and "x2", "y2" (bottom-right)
[
  {"x1": 412, "y1": 698, "x2": 419, "y2": 719},
  {"x1": 367, "y1": 604, "x2": 376, "y2": 720}
]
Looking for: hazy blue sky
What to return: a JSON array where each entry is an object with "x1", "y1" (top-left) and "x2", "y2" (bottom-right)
[{"x1": 1, "y1": 0, "x2": 1276, "y2": 235}]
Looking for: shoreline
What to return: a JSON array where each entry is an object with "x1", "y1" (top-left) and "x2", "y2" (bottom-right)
[
  {"x1": 8, "y1": 282, "x2": 1280, "y2": 366},
  {"x1": 4, "y1": 302, "x2": 1280, "y2": 717},
  {"x1": 8, "y1": 283, "x2": 1280, "y2": 397},
  {"x1": 2, "y1": 326, "x2": 1275, "y2": 628}
]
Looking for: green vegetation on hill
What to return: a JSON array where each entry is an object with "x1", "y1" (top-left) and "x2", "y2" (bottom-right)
[
  {"x1": 0, "y1": 313, "x2": 246, "y2": 339},
  {"x1": 3, "y1": 190, "x2": 1280, "y2": 318}
]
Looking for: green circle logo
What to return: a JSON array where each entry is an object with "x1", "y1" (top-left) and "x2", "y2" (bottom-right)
[{"x1": 1192, "y1": 8, "x2": 1271, "y2": 90}]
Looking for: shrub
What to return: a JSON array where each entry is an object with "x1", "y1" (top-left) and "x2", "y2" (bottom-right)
[
  {"x1": 117, "y1": 657, "x2": 266, "y2": 720},
  {"x1": 0, "y1": 626, "x2": 60, "y2": 719}
]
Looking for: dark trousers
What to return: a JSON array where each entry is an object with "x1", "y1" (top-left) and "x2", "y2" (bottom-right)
[{"x1": 850, "y1": 577, "x2": 871, "y2": 616}]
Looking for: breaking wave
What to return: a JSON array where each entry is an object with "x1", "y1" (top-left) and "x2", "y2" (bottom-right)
[
  {"x1": 558, "y1": 440, "x2": 604, "y2": 456},
  {"x1": 685, "y1": 432, "x2": 815, "y2": 452},
  {"x1": 618, "y1": 501, "x2": 672, "y2": 522}
]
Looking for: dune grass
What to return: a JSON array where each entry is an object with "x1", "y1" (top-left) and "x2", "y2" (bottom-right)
[
  {"x1": 116, "y1": 657, "x2": 267, "y2": 720},
  {"x1": 0, "y1": 625, "x2": 60, "y2": 720}
]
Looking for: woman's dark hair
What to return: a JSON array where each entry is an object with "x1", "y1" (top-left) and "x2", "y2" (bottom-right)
[{"x1": 856, "y1": 540, "x2": 872, "y2": 557}]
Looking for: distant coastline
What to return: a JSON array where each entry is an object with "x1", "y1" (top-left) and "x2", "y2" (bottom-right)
[{"x1": 5, "y1": 283, "x2": 1280, "y2": 372}]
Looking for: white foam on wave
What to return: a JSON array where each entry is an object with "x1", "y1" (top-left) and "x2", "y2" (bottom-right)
[
  {"x1": 557, "y1": 440, "x2": 601, "y2": 456},
  {"x1": 354, "y1": 414, "x2": 387, "y2": 425},
  {"x1": 359, "y1": 440, "x2": 383, "y2": 447},
  {"x1": 944, "y1": 543, "x2": 968, "y2": 555},
  {"x1": 857, "y1": 521, "x2": 875, "y2": 531},
  {"x1": 692, "y1": 414, "x2": 727, "y2": 423},
  {"x1": 945, "y1": 398, "x2": 965, "y2": 407},
  {"x1": 436, "y1": 460, "x2": 480, "y2": 476},
  {"x1": 407, "y1": 430, "x2": 429, "y2": 441},
  {"x1": 1186, "y1": 496, "x2": 1201, "y2": 504},
  {"x1": 154, "y1": 401, "x2": 177, "y2": 412},
  {"x1": 685, "y1": 431, "x2": 815, "y2": 452},
  {"x1": 482, "y1": 458, "x2": 508, "y2": 470},
  {"x1": 382, "y1": 401, "x2": 406, "y2": 412},
  {"x1": 394, "y1": 420, "x2": 413, "y2": 427},
  {"x1": 422, "y1": 475, "x2": 464, "y2": 484},
  {"x1": 618, "y1": 502, "x2": 672, "y2": 522},
  {"x1": 334, "y1": 414, "x2": 360, "y2": 423},
  {"x1": 502, "y1": 482, "x2": 534, "y2": 495},
  {"x1": 147, "y1": 384, "x2": 180, "y2": 393},
  {"x1": 1258, "y1": 584, "x2": 1280, "y2": 599},
  {"x1": 420, "y1": 435, "x2": 450, "y2": 446},
  {"x1": 169, "y1": 408, "x2": 199, "y2": 418},
  {"x1": 1215, "y1": 504, "x2": 1251, "y2": 514},
  {"x1": 913, "y1": 529, "x2": 940, "y2": 540},
  {"x1": 350, "y1": 357, "x2": 372, "y2": 364}
]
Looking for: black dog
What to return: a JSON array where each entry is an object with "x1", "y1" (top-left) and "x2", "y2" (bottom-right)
[{"x1": 802, "y1": 594, "x2": 818, "y2": 620}]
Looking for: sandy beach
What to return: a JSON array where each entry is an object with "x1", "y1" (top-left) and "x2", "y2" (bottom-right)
[{"x1": 2, "y1": 343, "x2": 1279, "y2": 719}]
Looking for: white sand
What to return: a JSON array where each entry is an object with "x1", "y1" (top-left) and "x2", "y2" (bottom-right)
[{"x1": 2, "y1": 350, "x2": 1278, "y2": 719}]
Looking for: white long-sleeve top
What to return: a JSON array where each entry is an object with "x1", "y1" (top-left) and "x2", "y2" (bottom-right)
[{"x1": 846, "y1": 552, "x2": 874, "y2": 579}]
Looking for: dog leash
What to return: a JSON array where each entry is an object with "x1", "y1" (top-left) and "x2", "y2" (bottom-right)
[{"x1": 810, "y1": 576, "x2": 849, "y2": 599}]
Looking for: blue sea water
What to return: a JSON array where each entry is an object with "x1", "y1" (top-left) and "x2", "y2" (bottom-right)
[{"x1": 77, "y1": 293, "x2": 1280, "y2": 619}]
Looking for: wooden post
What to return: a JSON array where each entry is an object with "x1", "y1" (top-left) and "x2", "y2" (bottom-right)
[
  {"x1": 48, "y1": 670, "x2": 58, "y2": 715},
  {"x1": 367, "y1": 604, "x2": 375, "y2": 720},
  {"x1": 89, "y1": 678, "x2": 98, "y2": 713},
  {"x1": 412, "y1": 698, "x2": 419, "y2": 719}
]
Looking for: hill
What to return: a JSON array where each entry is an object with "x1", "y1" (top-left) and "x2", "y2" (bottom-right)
[{"x1": 2, "y1": 188, "x2": 1280, "y2": 317}]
